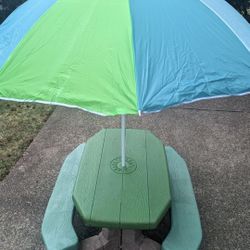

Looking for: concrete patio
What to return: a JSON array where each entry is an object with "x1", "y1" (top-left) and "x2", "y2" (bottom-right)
[{"x1": 0, "y1": 95, "x2": 249, "y2": 250}]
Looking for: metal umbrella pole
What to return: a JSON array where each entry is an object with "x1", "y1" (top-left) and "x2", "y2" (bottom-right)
[{"x1": 121, "y1": 115, "x2": 126, "y2": 168}]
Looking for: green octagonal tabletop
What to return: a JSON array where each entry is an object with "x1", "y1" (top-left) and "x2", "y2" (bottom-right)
[{"x1": 73, "y1": 129, "x2": 171, "y2": 229}]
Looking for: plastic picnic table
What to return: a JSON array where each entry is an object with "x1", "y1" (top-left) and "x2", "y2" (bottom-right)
[{"x1": 73, "y1": 129, "x2": 171, "y2": 229}]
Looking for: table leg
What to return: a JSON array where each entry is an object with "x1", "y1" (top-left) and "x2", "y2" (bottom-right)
[{"x1": 80, "y1": 228, "x2": 160, "y2": 250}]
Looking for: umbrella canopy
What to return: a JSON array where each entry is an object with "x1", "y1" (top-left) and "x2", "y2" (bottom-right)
[{"x1": 0, "y1": 0, "x2": 250, "y2": 116}]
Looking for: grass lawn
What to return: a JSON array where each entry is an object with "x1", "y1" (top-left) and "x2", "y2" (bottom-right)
[{"x1": 0, "y1": 101, "x2": 54, "y2": 180}]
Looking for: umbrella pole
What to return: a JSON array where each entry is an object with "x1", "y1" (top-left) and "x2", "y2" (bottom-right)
[{"x1": 121, "y1": 115, "x2": 126, "y2": 168}]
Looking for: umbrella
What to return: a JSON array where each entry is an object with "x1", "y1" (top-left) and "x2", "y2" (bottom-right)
[{"x1": 0, "y1": 0, "x2": 250, "y2": 166}]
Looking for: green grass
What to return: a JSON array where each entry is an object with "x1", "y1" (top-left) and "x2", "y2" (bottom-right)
[{"x1": 0, "y1": 101, "x2": 54, "y2": 180}]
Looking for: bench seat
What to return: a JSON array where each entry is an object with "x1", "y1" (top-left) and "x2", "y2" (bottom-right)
[
  {"x1": 41, "y1": 144, "x2": 85, "y2": 250},
  {"x1": 162, "y1": 147, "x2": 202, "y2": 250}
]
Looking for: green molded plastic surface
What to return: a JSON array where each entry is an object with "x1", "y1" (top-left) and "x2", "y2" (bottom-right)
[
  {"x1": 73, "y1": 129, "x2": 171, "y2": 229},
  {"x1": 162, "y1": 147, "x2": 202, "y2": 250},
  {"x1": 41, "y1": 144, "x2": 85, "y2": 250}
]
